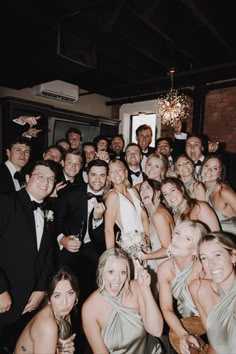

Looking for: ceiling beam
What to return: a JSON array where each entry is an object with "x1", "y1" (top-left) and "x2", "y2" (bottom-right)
[{"x1": 179, "y1": 0, "x2": 236, "y2": 56}]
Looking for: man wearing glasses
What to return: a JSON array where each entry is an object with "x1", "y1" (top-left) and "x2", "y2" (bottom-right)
[{"x1": 0, "y1": 160, "x2": 57, "y2": 351}]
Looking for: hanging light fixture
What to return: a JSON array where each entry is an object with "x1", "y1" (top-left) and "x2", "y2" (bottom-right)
[{"x1": 155, "y1": 69, "x2": 191, "y2": 126}]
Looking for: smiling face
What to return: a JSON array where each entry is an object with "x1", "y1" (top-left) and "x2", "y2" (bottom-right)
[
  {"x1": 199, "y1": 240, "x2": 236, "y2": 286},
  {"x1": 26, "y1": 165, "x2": 55, "y2": 201},
  {"x1": 7, "y1": 143, "x2": 31, "y2": 171},
  {"x1": 68, "y1": 132, "x2": 81, "y2": 150},
  {"x1": 125, "y1": 145, "x2": 142, "y2": 169},
  {"x1": 140, "y1": 181, "x2": 159, "y2": 208},
  {"x1": 103, "y1": 257, "x2": 128, "y2": 297},
  {"x1": 145, "y1": 156, "x2": 162, "y2": 181},
  {"x1": 201, "y1": 157, "x2": 222, "y2": 184},
  {"x1": 108, "y1": 161, "x2": 126, "y2": 186},
  {"x1": 171, "y1": 223, "x2": 197, "y2": 257},
  {"x1": 111, "y1": 137, "x2": 124, "y2": 155},
  {"x1": 136, "y1": 128, "x2": 152, "y2": 151},
  {"x1": 175, "y1": 156, "x2": 194, "y2": 178},
  {"x1": 88, "y1": 165, "x2": 107, "y2": 192},
  {"x1": 62, "y1": 153, "x2": 82, "y2": 178},
  {"x1": 161, "y1": 182, "x2": 184, "y2": 209},
  {"x1": 50, "y1": 279, "x2": 77, "y2": 319},
  {"x1": 156, "y1": 140, "x2": 172, "y2": 157}
]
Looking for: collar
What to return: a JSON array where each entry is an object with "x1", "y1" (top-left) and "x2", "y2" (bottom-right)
[
  {"x1": 63, "y1": 172, "x2": 74, "y2": 183},
  {"x1": 5, "y1": 160, "x2": 17, "y2": 177},
  {"x1": 26, "y1": 190, "x2": 43, "y2": 204},
  {"x1": 87, "y1": 185, "x2": 103, "y2": 196}
]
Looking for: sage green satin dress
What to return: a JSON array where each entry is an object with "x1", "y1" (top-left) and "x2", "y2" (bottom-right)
[{"x1": 101, "y1": 291, "x2": 162, "y2": 354}]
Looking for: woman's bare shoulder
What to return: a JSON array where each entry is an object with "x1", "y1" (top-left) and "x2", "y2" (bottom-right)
[
  {"x1": 157, "y1": 258, "x2": 174, "y2": 279},
  {"x1": 189, "y1": 278, "x2": 212, "y2": 296},
  {"x1": 83, "y1": 290, "x2": 103, "y2": 311},
  {"x1": 31, "y1": 306, "x2": 58, "y2": 337},
  {"x1": 105, "y1": 189, "x2": 119, "y2": 201}
]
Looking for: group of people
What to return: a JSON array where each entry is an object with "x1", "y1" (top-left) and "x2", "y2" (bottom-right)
[{"x1": 0, "y1": 115, "x2": 235, "y2": 353}]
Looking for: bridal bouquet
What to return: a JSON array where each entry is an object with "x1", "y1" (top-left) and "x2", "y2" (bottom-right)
[{"x1": 117, "y1": 230, "x2": 147, "y2": 263}]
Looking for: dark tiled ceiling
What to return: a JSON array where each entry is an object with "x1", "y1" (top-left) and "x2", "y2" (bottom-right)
[{"x1": 1, "y1": 0, "x2": 236, "y2": 99}]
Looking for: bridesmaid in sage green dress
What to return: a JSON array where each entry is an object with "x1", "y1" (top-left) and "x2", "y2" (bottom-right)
[
  {"x1": 190, "y1": 232, "x2": 236, "y2": 354},
  {"x1": 82, "y1": 248, "x2": 163, "y2": 354},
  {"x1": 157, "y1": 220, "x2": 207, "y2": 354},
  {"x1": 201, "y1": 154, "x2": 236, "y2": 235}
]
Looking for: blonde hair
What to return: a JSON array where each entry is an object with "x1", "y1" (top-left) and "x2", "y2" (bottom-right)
[
  {"x1": 107, "y1": 159, "x2": 131, "y2": 189},
  {"x1": 168, "y1": 220, "x2": 207, "y2": 257},
  {"x1": 97, "y1": 248, "x2": 131, "y2": 292},
  {"x1": 145, "y1": 153, "x2": 168, "y2": 181}
]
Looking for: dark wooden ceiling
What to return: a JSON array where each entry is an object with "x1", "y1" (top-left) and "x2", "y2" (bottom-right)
[{"x1": 1, "y1": 0, "x2": 236, "y2": 99}]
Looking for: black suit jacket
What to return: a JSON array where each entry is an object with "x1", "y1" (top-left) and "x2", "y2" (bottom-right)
[
  {"x1": 0, "y1": 163, "x2": 16, "y2": 193},
  {"x1": 0, "y1": 188, "x2": 54, "y2": 324},
  {"x1": 55, "y1": 184, "x2": 106, "y2": 256}
]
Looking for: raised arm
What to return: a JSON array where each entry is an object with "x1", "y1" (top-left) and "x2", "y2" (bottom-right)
[
  {"x1": 135, "y1": 266, "x2": 163, "y2": 337},
  {"x1": 143, "y1": 209, "x2": 173, "y2": 261},
  {"x1": 104, "y1": 191, "x2": 119, "y2": 249},
  {"x1": 158, "y1": 261, "x2": 189, "y2": 340}
]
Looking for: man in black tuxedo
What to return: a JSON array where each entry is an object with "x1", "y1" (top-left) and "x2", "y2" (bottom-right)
[
  {"x1": 0, "y1": 160, "x2": 57, "y2": 349},
  {"x1": 125, "y1": 143, "x2": 145, "y2": 186},
  {"x1": 109, "y1": 134, "x2": 126, "y2": 162},
  {"x1": 55, "y1": 159, "x2": 108, "y2": 352},
  {"x1": 0, "y1": 137, "x2": 31, "y2": 193},
  {"x1": 136, "y1": 124, "x2": 155, "y2": 170},
  {"x1": 56, "y1": 159, "x2": 107, "y2": 297}
]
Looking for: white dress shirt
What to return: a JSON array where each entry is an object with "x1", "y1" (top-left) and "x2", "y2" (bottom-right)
[
  {"x1": 28, "y1": 192, "x2": 44, "y2": 250},
  {"x1": 5, "y1": 160, "x2": 21, "y2": 191}
]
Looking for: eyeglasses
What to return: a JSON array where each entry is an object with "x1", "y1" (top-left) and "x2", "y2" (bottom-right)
[{"x1": 31, "y1": 173, "x2": 55, "y2": 184}]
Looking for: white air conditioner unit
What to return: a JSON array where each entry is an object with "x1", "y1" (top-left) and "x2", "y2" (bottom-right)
[{"x1": 32, "y1": 80, "x2": 79, "y2": 103}]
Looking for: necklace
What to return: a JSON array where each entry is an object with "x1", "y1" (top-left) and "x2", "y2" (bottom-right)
[{"x1": 206, "y1": 181, "x2": 218, "y2": 201}]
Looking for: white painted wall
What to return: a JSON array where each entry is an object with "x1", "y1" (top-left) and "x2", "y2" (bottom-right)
[{"x1": 0, "y1": 86, "x2": 112, "y2": 118}]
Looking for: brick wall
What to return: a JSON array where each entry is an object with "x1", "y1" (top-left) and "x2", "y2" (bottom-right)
[{"x1": 204, "y1": 87, "x2": 236, "y2": 153}]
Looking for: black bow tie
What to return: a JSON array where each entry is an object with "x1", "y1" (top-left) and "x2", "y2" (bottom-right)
[
  {"x1": 66, "y1": 180, "x2": 73, "y2": 186},
  {"x1": 130, "y1": 170, "x2": 141, "y2": 177},
  {"x1": 142, "y1": 151, "x2": 149, "y2": 158},
  {"x1": 14, "y1": 171, "x2": 24, "y2": 186},
  {"x1": 87, "y1": 192, "x2": 103, "y2": 203},
  {"x1": 194, "y1": 160, "x2": 202, "y2": 166},
  {"x1": 31, "y1": 201, "x2": 46, "y2": 211}
]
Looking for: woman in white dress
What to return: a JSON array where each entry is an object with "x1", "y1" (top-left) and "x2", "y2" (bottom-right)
[{"x1": 104, "y1": 160, "x2": 150, "y2": 249}]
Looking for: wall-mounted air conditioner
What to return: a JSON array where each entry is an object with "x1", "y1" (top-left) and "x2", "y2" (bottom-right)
[{"x1": 32, "y1": 80, "x2": 79, "y2": 103}]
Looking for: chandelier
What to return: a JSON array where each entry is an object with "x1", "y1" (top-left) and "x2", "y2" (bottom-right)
[{"x1": 155, "y1": 69, "x2": 191, "y2": 126}]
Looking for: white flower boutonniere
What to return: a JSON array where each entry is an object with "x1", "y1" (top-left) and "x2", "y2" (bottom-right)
[{"x1": 45, "y1": 210, "x2": 54, "y2": 222}]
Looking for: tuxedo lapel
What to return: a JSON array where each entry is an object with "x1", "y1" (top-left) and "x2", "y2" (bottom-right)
[{"x1": 18, "y1": 188, "x2": 38, "y2": 250}]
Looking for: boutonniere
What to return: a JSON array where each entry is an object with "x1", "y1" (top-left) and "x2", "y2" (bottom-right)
[{"x1": 45, "y1": 209, "x2": 54, "y2": 222}]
